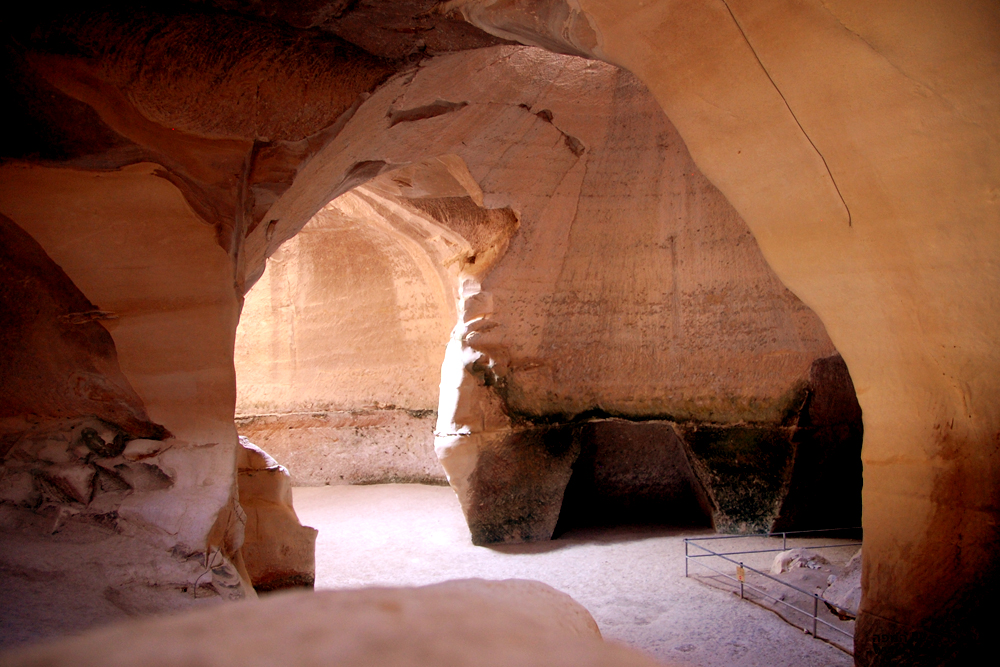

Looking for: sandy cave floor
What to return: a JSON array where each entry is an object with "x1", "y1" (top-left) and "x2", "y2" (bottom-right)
[{"x1": 293, "y1": 484, "x2": 853, "y2": 667}]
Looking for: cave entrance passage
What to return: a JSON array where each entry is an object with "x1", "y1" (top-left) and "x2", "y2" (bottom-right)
[
  {"x1": 234, "y1": 154, "x2": 864, "y2": 551},
  {"x1": 232, "y1": 49, "x2": 864, "y2": 553},
  {"x1": 234, "y1": 160, "x2": 477, "y2": 489}
]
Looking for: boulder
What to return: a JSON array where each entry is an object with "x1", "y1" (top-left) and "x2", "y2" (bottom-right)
[
  {"x1": 236, "y1": 437, "x2": 318, "y2": 592},
  {"x1": 771, "y1": 548, "x2": 833, "y2": 575},
  {"x1": 768, "y1": 548, "x2": 837, "y2": 600},
  {"x1": 823, "y1": 549, "x2": 862, "y2": 620},
  {"x1": 0, "y1": 579, "x2": 666, "y2": 667}
]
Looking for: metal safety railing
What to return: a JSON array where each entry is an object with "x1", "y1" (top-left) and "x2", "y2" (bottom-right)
[{"x1": 684, "y1": 528, "x2": 862, "y2": 650}]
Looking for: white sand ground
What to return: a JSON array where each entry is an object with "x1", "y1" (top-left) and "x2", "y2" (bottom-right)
[{"x1": 293, "y1": 484, "x2": 853, "y2": 667}]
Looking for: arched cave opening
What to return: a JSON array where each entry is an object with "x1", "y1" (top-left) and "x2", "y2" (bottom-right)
[
  {"x1": 234, "y1": 170, "x2": 463, "y2": 490},
  {"x1": 230, "y1": 144, "x2": 866, "y2": 661},
  {"x1": 0, "y1": 35, "x2": 869, "y2": 658},
  {"x1": 233, "y1": 95, "x2": 865, "y2": 568}
]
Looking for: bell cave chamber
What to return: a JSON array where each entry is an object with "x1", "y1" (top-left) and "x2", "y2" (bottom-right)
[{"x1": 0, "y1": 2, "x2": 996, "y2": 667}]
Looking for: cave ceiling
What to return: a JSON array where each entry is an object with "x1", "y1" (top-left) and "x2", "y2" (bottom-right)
[{"x1": 2, "y1": 0, "x2": 512, "y2": 159}]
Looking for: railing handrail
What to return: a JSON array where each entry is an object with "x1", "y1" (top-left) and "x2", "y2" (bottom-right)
[
  {"x1": 683, "y1": 527, "x2": 862, "y2": 654},
  {"x1": 688, "y1": 557, "x2": 852, "y2": 639},
  {"x1": 685, "y1": 543, "x2": 862, "y2": 558},
  {"x1": 684, "y1": 526, "x2": 862, "y2": 542}
]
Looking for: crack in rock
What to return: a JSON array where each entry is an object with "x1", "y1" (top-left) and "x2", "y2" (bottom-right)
[
  {"x1": 387, "y1": 100, "x2": 469, "y2": 127},
  {"x1": 527, "y1": 106, "x2": 586, "y2": 157}
]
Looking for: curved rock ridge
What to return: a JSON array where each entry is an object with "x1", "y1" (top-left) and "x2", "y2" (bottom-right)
[
  {"x1": 442, "y1": 0, "x2": 603, "y2": 59},
  {"x1": 0, "y1": 579, "x2": 666, "y2": 667},
  {"x1": 21, "y1": 8, "x2": 396, "y2": 142},
  {"x1": 196, "y1": 0, "x2": 514, "y2": 59},
  {"x1": 235, "y1": 153, "x2": 520, "y2": 486}
]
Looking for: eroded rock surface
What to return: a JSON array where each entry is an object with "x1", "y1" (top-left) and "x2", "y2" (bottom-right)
[
  {"x1": 0, "y1": 214, "x2": 165, "y2": 450},
  {"x1": 0, "y1": 163, "x2": 253, "y2": 639},
  {"x1": 236, "y1": 437, "x2": 317, "y2": 593},
  {"x1": 0, "y1": 213, "x2": 249, "y2": 645},
  {"x1": 236, "y1": 411, "x2": 445, "y2": 486},
  {"x1": 0, "y1": 579, "x2": 665, "y2": 667},
  {"x1": 0, "y1": 505, "x2": 237, "y2": 650}
]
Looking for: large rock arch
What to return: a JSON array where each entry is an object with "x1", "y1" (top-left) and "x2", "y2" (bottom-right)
[{"x1": 233, "y1": 50, "x2": 856, "y2": 543}]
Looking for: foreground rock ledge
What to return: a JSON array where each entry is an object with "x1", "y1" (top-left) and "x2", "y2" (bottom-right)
[{"x1": 0, "y1": 579, "x2": 665, "y2": 667}]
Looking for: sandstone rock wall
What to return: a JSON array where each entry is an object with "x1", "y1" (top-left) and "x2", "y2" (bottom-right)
[
  {"x1": 235, "y1": 411, "x2": 443, "y2": 487},
  {"x1": 235, "y1": 199, "x2": 457, "y2": 415},
  {"x1": 477, "y1": 70, "x2": 834, "y2": 423},
  {"x1": 453, "y1": 1, "x2": 1000, "y2": 662},
  {"x1": 0, "y1": 164, "x2": 255, "y2": 638},
  {"x1": 234, "y1": 185, "x2": 463, "y2": 486}
]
